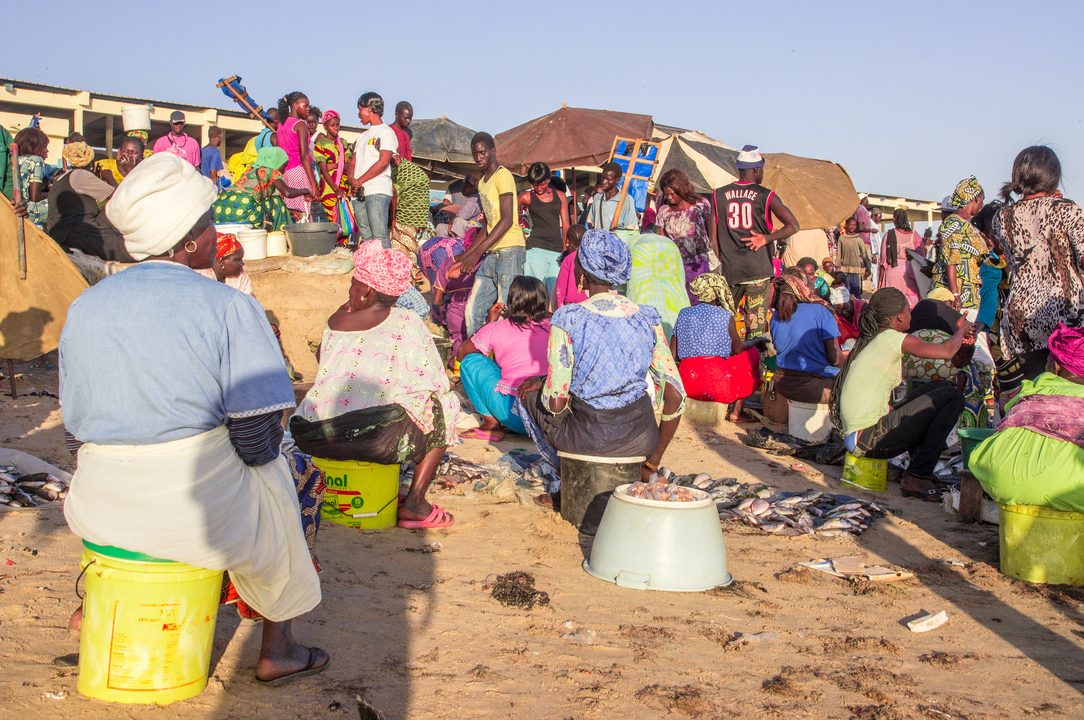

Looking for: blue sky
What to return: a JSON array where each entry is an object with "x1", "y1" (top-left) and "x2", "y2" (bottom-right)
[{"x1": 8, "y1": 0, "x2": 1081, "y2": 202}]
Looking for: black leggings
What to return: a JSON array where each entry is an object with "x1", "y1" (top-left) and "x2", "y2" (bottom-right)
[{"x1": 854, "y1": 379, "x2": 964, "y2": 478}]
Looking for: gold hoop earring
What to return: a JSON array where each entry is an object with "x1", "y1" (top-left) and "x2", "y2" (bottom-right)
[{"x1": 185, "y1": 240, "x2": 198, "y2": 254}]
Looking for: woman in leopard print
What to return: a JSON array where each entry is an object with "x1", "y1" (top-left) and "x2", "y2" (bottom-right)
[{"x1": 992, "y1": 146, "x2": 1084, "y2": 379}]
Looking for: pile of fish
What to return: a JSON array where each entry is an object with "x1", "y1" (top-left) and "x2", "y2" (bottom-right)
[
  {"x1": 0, "y1": 465, "x2": 69, "y2": 508},
  {"x1": 622, "y1": 478, "x2": 701, "y2": 503},
  {"x1": 655, "y1": 467, "x2": 888, "y2": 538},
  {"x1": 399, "y1": 453, "x2": 491, "y2": 490}
]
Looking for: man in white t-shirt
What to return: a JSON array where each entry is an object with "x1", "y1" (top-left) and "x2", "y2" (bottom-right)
[{"x1": 349, "y1": 92, "x2": 398, "y2": 248}]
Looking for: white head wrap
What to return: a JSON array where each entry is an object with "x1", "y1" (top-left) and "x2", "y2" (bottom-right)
[{"x1": 105, "y1": 153, "x2": 217, "y2": 260}]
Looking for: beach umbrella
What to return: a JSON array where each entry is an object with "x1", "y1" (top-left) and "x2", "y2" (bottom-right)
[
  {"x1": 760, "y1": 153, "x2": 861, "y2": 230},
  {"x1": 494, "y1": 105, "x2": 654, "y2": 175}
]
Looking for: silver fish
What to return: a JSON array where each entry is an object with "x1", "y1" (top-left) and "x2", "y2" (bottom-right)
[
  {"x1": 817, "y1": 529, "x2": 851, "y2": 538},
  {"x1": 818, "y1": 518, "x2": 855, "y2": 531},
  {"x1": 12, "y1": 487, "x2": 38, "y2": 506},
  {"x1": 750, "y1": 499, "x2": 771, "y2": 516},
  {"x1": 736, "y1": 497, "x2": 755, "y2": 511},
  {"x1": 777, "y1": 495, "x2": 806, "y2": 506},
  {"x1": 756, "y1": 488, "x2": 774, "y2": 499},
  {"x1": 759, "y1": 521, "x2": 787, "y2": 533},
  {"x1": 17, "y1": 480, "x2": 46, "y2": 490},
  {"x1": 801, "y1": 490, "x2": 824, "y2": 502}
]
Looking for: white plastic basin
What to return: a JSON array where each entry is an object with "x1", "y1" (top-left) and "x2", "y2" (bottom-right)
[{"x1": 583, "y1": 484, "x2": 732, "y2": 592}]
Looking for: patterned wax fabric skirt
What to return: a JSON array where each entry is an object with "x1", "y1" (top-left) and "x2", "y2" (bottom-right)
[
  {"x1": 212, "y1": 188, "x2": 292, "y2": 231},
  {"x1": 282, "y1": 165, "x2": 312, "y2": 215}
]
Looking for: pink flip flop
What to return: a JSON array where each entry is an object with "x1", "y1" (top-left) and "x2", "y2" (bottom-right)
[
  {"x1": 398, "y1": 504, "x2": 455, "y2": 529},
  {"x1": 459, "y1": 429, "x2": 503, "y2": 442}
]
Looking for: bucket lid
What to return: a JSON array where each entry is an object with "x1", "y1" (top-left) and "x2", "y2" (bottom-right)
[{"x1": 83, "y1": 540, "x2": 174, "y2": 563}]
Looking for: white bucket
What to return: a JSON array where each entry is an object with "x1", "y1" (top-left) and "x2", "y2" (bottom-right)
[
  {"x1": 266, "y1": 231, "x2": 288, "y2": 257},
  {"x1": 121, "y1": 105, "x2": 151, "y2": 132},
  {"x1": 215, "y1": 223, "x2": 249, "y2": 237},
  {"x1": 788, "y1": 400, "x2": 832, "y2": 443},
  {"x1": 236, "y1": 228, "x2": 267, "y2": 260}
]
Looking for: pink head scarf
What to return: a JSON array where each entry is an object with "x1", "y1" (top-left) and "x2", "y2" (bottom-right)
[
  {"x1": 1048, "y1": 324, "x2": 1084, "y2": 377},
  {"x1": 353, "y1": 240, "x2": 412, "y2": 295},
  {"x1": 321, "y1": 110, "x2": 344, "y2": 186}
]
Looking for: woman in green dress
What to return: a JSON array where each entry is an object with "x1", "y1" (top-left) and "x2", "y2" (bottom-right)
[{"x1": 212, "y1": 147, "x2": 307, "y2": 231}]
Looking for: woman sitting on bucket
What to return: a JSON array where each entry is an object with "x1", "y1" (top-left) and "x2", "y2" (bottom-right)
[
  {"x1": 60, "y1": 153, "x2": 327, "y2": 685},
  {"x1": 515, "y1": 229, "x2": 686, "y2": 507},
  {"x1": 290, "y1": 241, "x2": 460, "y2": 529}
]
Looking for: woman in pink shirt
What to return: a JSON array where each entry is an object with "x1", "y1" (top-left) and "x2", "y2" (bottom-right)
[
  {"x1": 456, "y1": 276, "x2": 551, "y2": 441},
  {"x1": 551, "y1": 224, "x2": 588, "y2": 310},
  {"x1": 275, "y1": 91, "x2": 319, "y2": 218}
]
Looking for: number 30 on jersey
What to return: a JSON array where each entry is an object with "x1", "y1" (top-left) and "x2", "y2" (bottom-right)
[{"x1": 726, "y1": 201, "x2": 754, "y2": 230}]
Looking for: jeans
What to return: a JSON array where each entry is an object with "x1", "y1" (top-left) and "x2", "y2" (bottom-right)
[
  {"x1": 852, "y1": 379, "x2": 964, "y2": 478},
  {"x1": 459, "y1": 353, "x2": 526, "y2": 434},
  {"x1": 845, "y1": 272, "x2": 863, "y2": 299},
  {"x1": 352, "y1": 193, "x2": 391, "y2": 247},
  {"x1": 524, "y1": 248, "x2": 561, "y2": 296},
  {"x1": 465, "y1": 247, "x2": 526, "y2": 336}
]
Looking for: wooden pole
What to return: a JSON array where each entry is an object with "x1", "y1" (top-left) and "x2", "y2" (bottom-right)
[
  {"x1": 10, "y1": 144, "x2": 26, "y2": 280},
  {"x1": 105, "y1": 115, "x2": 114, "y2": 160},
  {"x1": 6, "y1": 359, "x2": 16, "y2": 399}
]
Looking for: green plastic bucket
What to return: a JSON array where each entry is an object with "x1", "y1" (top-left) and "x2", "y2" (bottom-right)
[
  {"x1": 958, "y1": 427, "x2": 995, "y2": 471},
  {"x1": 999, "y1": 504, "x2": 1084, "y2": 586}
]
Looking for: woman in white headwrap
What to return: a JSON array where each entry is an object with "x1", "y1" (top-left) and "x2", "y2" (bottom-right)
[{"x1": 60, "y1": 153, "x2": 328, "y2": 685}]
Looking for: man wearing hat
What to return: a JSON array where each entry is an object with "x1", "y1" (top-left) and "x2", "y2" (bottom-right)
[
  {"x1": 152, "y1": 110, "x2": 201, "y2": 168},
  {"x1": 710, "y1": 145, "x2": 800, "y2": 339}
]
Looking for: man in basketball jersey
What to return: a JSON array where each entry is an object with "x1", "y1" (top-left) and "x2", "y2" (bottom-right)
[{"x1": 710, "y1": 145, "x2": 799, "y2": 338}]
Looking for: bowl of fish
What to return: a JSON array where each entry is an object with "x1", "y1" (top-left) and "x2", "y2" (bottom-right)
[
  {"x1": 583, "y1": 476, "x2": 732, "y2": 592},
  {"x1": 0, "y1": 463, "x2": 70, "y2": 508}
]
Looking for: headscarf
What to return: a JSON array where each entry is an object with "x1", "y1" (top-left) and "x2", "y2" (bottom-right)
[
  {"x1": 353, "y1": 240, "x2": 412, "y2": 295},
  {"x1": 127, "y1": 130, "x2": 152, "y2": 158},
  {"x1": 250, "y1": 146, "x2": 289, "y2": 172},
  {"x1": 927, "y1": 287, "x2": 956, "y2": 303},
  {"x1": 319, "y1": 110, "x2": 345, "y2": 186},
  {"x1": 105, "y1": 153, "x2": 217, "y2": 260},
  {"x1": 689, "y1": 273, "x2": 736, "y2": 313},
  {"x1": 950, "y1": 175, "x2": 983, "y2": 209},
  {"x1": 578, "y1": 229, "x2": 631, "y2": 285},
  {"x1": 62, "y1": 142, "x2": 94, "y2": 168},
  {"x1": 1048, "y1": 323, "x2": 1084, "y2": 377},
  {"x1": 215, "y1": 232, "x2": 242, "y2": 259},
  {"x1": 777, "y1": 267, "x2": 832, "y2": 311}
]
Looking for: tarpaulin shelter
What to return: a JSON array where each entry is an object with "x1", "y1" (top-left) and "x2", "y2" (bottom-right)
[
  {"x1": 495, "y1": 105, "x2": 654, "y2": 176},
  {"x1": 409, "y1": 116, "x2": 478, "y2": 180},
  {"x1": 651, "y1": 128, "x2": 859, "y2": 229},
  {"x1": 0, "y1": 200, "x2": 88, "y2": 362}
]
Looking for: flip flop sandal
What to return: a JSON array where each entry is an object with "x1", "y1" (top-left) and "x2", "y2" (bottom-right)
[
  {"x1": 256, "y1": 647, "x2": 329, "y2": 685},
  {"x1": 398, "y1": 504, "x2": 454, "y2": 529},
  {"x1": 901, "y1": 486, "x2": 943, "y2": 503}
]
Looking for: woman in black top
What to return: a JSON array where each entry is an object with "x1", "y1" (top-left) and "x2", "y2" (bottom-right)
[{"x1": 519, "y1": 162, "x2": 570, "y2": 292}]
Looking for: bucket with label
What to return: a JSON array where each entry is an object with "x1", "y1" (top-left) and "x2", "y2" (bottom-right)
[{"x1": 313, "y1": 458, "x2": 399, "y2": 529}]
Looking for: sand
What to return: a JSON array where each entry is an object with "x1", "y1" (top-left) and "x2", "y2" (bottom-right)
[{"x1": 1, "y1": 267, "x2": 1082, "y2": 719}]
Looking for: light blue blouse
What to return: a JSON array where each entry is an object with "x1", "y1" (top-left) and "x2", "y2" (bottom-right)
[{"x1": 60, "y1": 262, "x2": 294, "y2": 445}]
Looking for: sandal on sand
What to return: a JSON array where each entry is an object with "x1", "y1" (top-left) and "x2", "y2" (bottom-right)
[
  {"x1": 256, "y1": 647, "x2": 329, "y2": 685},
  {"x1": 398, "y1": 504, "x2": 454, "y2": 529},
  {"x1": 459, "y1": 429, "x2": 503, "y2": 442},
  {"x1": 901, "y1": 486, "x2": 942, "y2": 502}
]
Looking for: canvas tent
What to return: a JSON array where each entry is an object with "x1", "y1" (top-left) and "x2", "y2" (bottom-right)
[
  {"x1": 0, "y1": 201, "x2": 89, "y2": 361},
  {"x1": 410, "y1": 116, "x2": 479, "y2": 180},
  {"x1": 651, "y1": 128, "x2": 860, "y2": 229}
]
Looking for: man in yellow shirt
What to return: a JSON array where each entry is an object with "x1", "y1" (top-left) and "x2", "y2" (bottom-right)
[{"x1": 454, "y1": 132, "x2": 527, "y2": 335}]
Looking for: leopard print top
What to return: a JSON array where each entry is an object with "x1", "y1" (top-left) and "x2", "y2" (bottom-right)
[{"x1": 992, "y1": 196, "x2": 1084, "y2": 356}]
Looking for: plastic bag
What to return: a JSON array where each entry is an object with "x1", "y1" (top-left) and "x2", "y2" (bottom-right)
[{"x1": 338, "y1": 197, "x2": 357, "y2": 237}]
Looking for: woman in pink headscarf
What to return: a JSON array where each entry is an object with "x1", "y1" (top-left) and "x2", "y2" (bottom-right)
[
  {"x1": 313, "y1": 110, "x2": 352, "y2": 224},
  {"x1": 291, "y1": 241, "x2": 460, "y2": 529},
  {"x1": 971, "y1": 323, "x2": 1084, "y2": 512}
]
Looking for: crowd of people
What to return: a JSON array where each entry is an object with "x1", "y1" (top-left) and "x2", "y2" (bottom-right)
[{"x1": 4, "y1": 87, "x2": 1083, "y2": 691}]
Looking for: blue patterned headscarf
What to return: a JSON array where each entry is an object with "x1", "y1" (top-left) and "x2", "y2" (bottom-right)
[{"x1": 578, "y1": 229, "x2": 631, "y2": 285}]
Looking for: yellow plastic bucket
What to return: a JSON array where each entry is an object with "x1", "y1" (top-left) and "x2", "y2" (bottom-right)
[
  {"x1": 313, "y1": 458, "x2": 399, "y2": 529},
  {"x1": 841, "y1": 453, "x2": 887, "y2": 492},
  {"x1": 999, "y1": 504, "x2": 1084, "y2": 586},
  {"x1": 77, "y1": 542, "x2": 222, "y2": 705}
]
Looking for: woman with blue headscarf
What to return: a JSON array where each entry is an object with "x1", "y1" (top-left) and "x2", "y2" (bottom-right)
[{"x1": 516, "y1": 230, "x2": 687, "y2": 500}]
